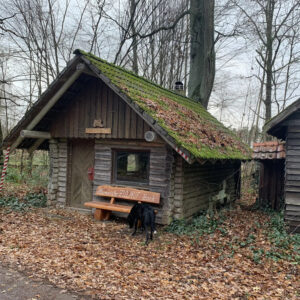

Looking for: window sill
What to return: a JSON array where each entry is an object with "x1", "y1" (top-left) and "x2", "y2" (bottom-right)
[{"x1": 111, "y1": 182, "x2": 150, "y2": 190}]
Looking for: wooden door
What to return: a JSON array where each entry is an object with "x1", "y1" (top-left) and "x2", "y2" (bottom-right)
[{"x1": 68, "y1": 139, "x2": 95, "y2": 208}]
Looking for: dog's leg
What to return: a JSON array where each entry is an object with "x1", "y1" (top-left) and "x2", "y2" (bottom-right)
[
  {"x1": 132, "y1": 219, "x2": 138, "y2": 236},
  {"x1": 145, "y1": 226, "x2": 149, "y2": 245},
  {"x1": 150, "y1": 217, "x2": 155, "y2": 240},
  {"x1": 150, "y1": 225, "x2": 154, "y2": 240},
  {"x1": 153, "y1": 212, "x2": 157, "y2": 234},
  {"x1": 141, "y1": 219, "x2": 145, "y2": 232}
]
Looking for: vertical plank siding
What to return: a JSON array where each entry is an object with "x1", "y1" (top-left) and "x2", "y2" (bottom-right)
[
  {"x1": 258, "y1": 160, "x2": 285, "y2": 210},
  {"x1": 67, "y1": 139, "x2": 95, "y2": 208},
  {"x1": 51, "y1": 77, "x2": 150, "y2": 140},
  {"x1": 285, "y1": 125, "x2": 300, "y2": 232}
]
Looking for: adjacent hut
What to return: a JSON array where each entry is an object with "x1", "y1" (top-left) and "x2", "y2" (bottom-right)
[
  {"x1": 265, "y1": 98, "x2": 300, "y2": 232},
  {"x1": 253, "y1": 141, "x2": 285, "y2": 210},
  {"x1": 2, "y1": 50, "x2": 251, "y2": 224}
]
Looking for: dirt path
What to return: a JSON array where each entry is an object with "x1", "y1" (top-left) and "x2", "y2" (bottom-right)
[{"x1": 0, "y1": 264, "x2": 87, "y2": 300}]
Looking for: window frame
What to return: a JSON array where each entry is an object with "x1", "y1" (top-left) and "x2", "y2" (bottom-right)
[{"x1": 112, "y1": 149, "x2": 150, "y2": 187}]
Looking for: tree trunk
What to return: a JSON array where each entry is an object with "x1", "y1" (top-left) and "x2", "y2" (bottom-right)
[
  {"x1": 130, "y1": 0, "x2": 138, "y2": 74},
  {"x1": 264, "y1": 0, "x2": 274, "y2": 123},
  {"x1": 188, "y1": 0, "x2": 215, "y2": 109}
]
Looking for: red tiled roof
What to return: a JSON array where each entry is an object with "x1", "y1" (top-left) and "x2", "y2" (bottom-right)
[{"x1": 252, "y1": 141, "x2": 285, "y2": 160}]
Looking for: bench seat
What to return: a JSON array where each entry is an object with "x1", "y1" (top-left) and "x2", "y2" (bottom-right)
[{"x1": 84, "y1": 201, "x2": 132, "y2": 213}]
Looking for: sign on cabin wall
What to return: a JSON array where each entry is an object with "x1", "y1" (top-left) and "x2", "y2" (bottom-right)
[
  {"x1": 85, "y1": 128, "x2": 111, "y2": 134},
  {"x1": 96, "y1": 185, "x2": 160, "y2": 204}
]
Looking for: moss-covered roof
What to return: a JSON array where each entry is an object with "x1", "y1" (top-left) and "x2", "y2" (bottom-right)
[{"x1": 77, "y1": 50, "x2": 251, "y2": 160}]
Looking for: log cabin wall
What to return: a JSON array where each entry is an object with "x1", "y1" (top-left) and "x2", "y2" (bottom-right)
[
  {"x1": 170, "y1": 155, "x2": 184, "y2": 219},
  {"x1": 93, "y1": 140, "x2": 174, "y2": 224},
  {"x1": 285, "y1": 115, "x2": 300, "y2": 232},
  {"x1": 183, "y1": 160, "x2": 240, "y2": 218},
  {"x1": 47, "y1": 139, "x2": 68, "y2": 207},
  {"x1": 50, "y1": 76, "x2": 151, "y2": 139},
  {"x1": 170, "y1": 158, "x2": 241, "y2": 219}
]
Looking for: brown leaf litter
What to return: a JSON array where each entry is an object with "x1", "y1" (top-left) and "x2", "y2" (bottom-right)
[{"x1": 0, "y1": 208, "x2": 298, "y2": 299}]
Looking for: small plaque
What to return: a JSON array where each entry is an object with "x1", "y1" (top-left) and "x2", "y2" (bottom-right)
[{"x1": 85, "y1": 128, "x2": 111, "y2": 134}]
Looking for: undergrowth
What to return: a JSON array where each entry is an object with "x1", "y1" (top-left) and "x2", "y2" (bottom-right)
[
  {"x1": 165, "y1": 210, "x2": 226, "y2": 236},
  {"x1": 265, "y1": 210, "x2": 300, "y2": 263},
  {"x1": 6, "y1": 165, "x2": 48, "y2": 187},
  {"x1": 0, "y1": 193, "x2": 47, "y2": 211},
  {"x1": 166, "y1": 208, "x2": 299, "y2": 265},
  {"x1": 245, "y1": 211, "x2": 300, "y2": 264}
]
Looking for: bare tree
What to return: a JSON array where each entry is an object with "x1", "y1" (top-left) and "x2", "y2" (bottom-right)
[
  {"x1": 233, "y1": 0, "x2": 300, "y2": 123},
  {"x1": 102, "y1": 0, "x2": 190, "y2": 91},
  {"x1": 1, "y1": 0, "x2": 91, "y2": 97}
]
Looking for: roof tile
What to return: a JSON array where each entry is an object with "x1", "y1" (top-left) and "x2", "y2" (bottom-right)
[{"x1": 252, "y1": 141, "x2": 285, "y2": 159}]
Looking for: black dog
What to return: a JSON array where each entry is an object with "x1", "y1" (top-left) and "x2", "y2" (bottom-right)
[{"x1": 127, "y1": 203, "x2": 156, "y2": 245}]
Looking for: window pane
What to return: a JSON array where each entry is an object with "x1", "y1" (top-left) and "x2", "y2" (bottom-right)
[{"x1": 116, "y1": 151, "x2": 149, "y2": 183}]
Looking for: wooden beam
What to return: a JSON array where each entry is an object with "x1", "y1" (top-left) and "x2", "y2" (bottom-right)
[
  {"x1": 11, "y1": 64, "x2": 84, "y2": 150},
  {"x1": 20, "y1": 130, "x2": 51, "y2": 139},
  {"x1": 85, "y1": 128, "x2": 111, "y2": 134},
  {"x1": 28, "y1": 138, "x2": 45, "y2": 154}
]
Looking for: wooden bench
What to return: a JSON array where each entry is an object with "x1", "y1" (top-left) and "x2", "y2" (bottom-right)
[{"x1": 84, "y1": 185, "x2": 160, "y2": 221}]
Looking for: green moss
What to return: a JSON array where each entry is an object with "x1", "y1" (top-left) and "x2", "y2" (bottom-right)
[{"x1": 77, "y1": 49, "x2": 252, "y2": 160}]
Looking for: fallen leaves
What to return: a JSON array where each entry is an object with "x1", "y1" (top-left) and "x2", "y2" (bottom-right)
[{"x1": 0, "y1": 207, "x2": 298, "y2": 299}]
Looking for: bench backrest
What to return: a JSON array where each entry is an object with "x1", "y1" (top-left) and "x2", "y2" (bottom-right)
[{"x1": 95, "y1": 185, "x2": 160, "y2": 204}]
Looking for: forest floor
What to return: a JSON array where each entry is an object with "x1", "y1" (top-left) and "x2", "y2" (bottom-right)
[{"x1": 0, "y1": 203, "x2": 299, "y2": 299}]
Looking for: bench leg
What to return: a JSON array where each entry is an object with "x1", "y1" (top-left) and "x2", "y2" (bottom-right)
[
  {"x1": 94, "y1": 209, "x2": 105, "y2": 220},
  {"x1": 94, "y1": 209, "x2": 111, "y2": 221}
]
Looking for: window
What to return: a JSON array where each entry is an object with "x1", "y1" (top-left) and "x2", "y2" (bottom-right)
[{"x1": 114, "y1": 150, "x2": 150, "y2": 184}]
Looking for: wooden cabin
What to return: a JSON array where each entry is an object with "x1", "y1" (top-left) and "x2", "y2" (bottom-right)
[
  {"x1": 253, "y1": 141, "x2": 285, "y2": 210},
  {"x1": 265, "y1": 98, "x2": 300, "y2": 232},
  {"x1": 2, "y1": 50, "x2": 251, "y2": 224}
]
